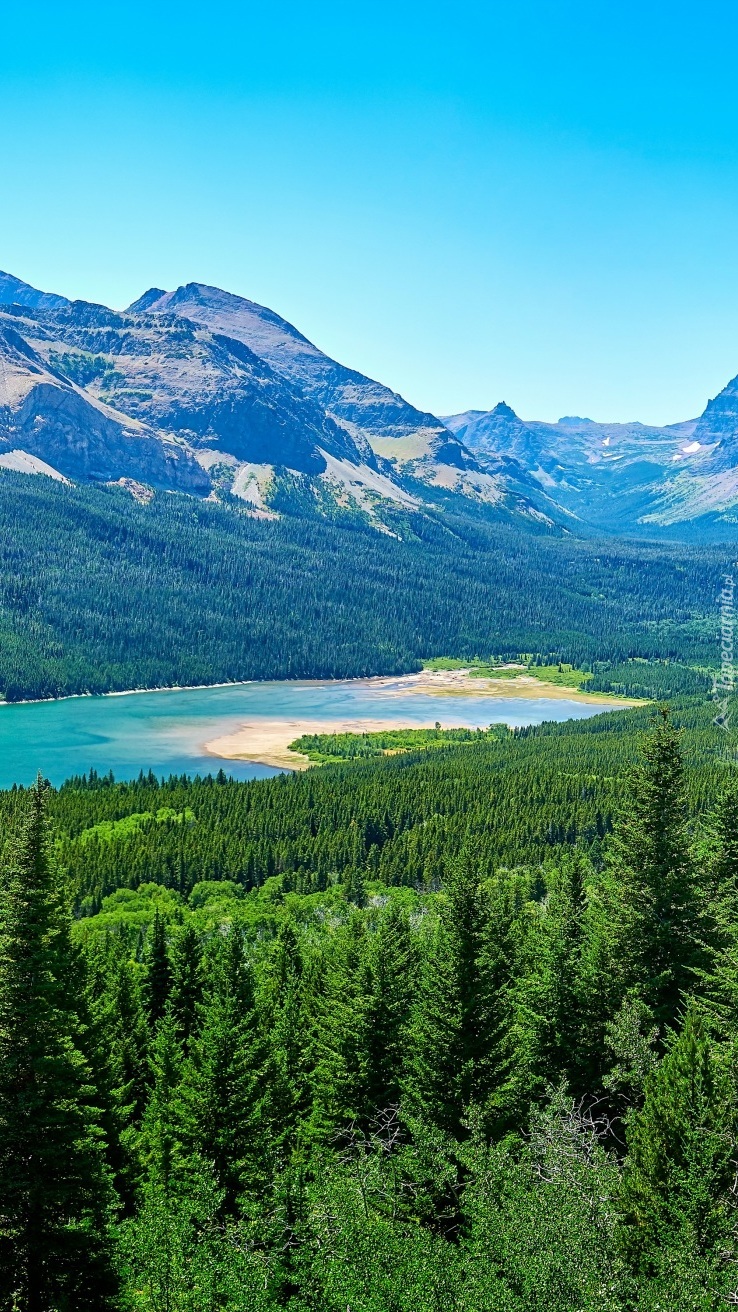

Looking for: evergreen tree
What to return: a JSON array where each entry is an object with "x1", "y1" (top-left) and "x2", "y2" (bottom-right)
[
  {"x1": 265, "y1": 920, "x2": 314, "y2": 1157},
  {"x1": 404, "y1": 862, "x2": 501, "y2": 1139},
  {"x1": 506, "y1": 855, "x2": 591, "y2": 1107},
  {"x1": 139, "y1": 1007, "x2": 183, "y2": 1193},
  {"x1": 0, "y1": 778, "x2": 119, "y2": 1310},
  {"x1": 176, "y1": 930, "x2": 268, "y2": 1211},
  {"x1": 143, "y1": 908, "x2": 172, "y2": 1029},
  {"x1": 169, "y1": 921, "x2": 203, "y2": 1054},
  {"x1": 619, "y1": 1007, "x2": 735, "y2": 1274},
  {"x1": 702, "y1": 775, "x2": 738, "y2": 1039},
  {"x1": 84, "y1": 940, "x2": 149, "y2": 1207},
  {"x1": 310, "y1": 913, "x2": 369, "y2": 1138},
  {"x1": 603, "y1": 710, "x2": 702, "y2": 1034},
  {"x1": 363, "y1": 903, "x2": 417, "y2": 1115}
]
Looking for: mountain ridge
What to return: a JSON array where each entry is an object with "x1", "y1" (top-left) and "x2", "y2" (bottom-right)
[{"x1": 4, "y1": 268, "x2": 738, "y2": 537}]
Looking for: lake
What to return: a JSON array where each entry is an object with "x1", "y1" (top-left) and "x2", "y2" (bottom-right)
[{"x1": 0, "y1": 677, "x2": 627, "y2": 789}]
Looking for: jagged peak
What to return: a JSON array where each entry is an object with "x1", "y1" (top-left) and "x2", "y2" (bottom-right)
[
  {"x1": 127, "y1": 288, "x2": 168, "y2": 313},
  {"x1": 490, "y1": 400, "x2": 521, "y2": 420},
  {"x1": 0, "y1": 270, "x2": 70, "y2": 312}
]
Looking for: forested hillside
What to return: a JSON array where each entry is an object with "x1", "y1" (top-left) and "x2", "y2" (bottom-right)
[
  {"x1": 2, "y1": 705, "x2": 738, "y2": 1306},
  {"x1": 0, "y1": 470, "x2": 728, "y2": 700}
]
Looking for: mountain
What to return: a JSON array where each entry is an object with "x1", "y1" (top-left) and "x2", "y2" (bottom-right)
[
  {"x1": 0, "y1": 271, "x2": 556, "y2": 530},
  {"x1": 444, "y1": 397, "x2": 738, "y2": 536},
  {"x1": 129, "y1": 282, "x2": 449, "y2": 449},
  {"x1": 7, "y1": 268, "x2": 738, "y2": 537},
  {"x1": 0, "y1": 270, "x2": 70, "y2": 313},
  {"x1": 0, "y1": 318, "x2": 208, "y2": 492}
]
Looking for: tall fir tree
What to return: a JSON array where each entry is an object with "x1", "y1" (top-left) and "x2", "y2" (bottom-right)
[
  {"x1": 702, "y1": 775, "x2": 738, "y2": 1039},
  {"x1": 619, "y1": 1007, "x2": 735, "y2": 1274},
  {"x1": 599, "y1": 710, "x2": 703, "y2": 1039},
  {"x1": 139, "y1": 1006, "x2": 183, "y2": 1194},
  {"x1": 363, "y1": 902, "x2": 417, "y2": 1115},
  {"x1": 0, "y1": 778, "x2": 119, "y2": 1310},
  {"x1": 505, "y1": 855, "x2": 591, "y2": 1108},
  {"x1": 404, "y1": 861, "x2": 502, "y2": 1139},
  {"x1": 143, "y1": 908, "x2": 172, "y2": 1029},
  {"x1": 176, "y1": 929, "x2": 268, "y2": 1212},
  {"x1": 168, "y1": 921, "x2": 204, "y2": 1055}
]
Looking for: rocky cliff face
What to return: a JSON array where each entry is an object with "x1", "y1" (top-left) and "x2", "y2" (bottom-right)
[
  {"x1": 0, "y1": 319, "x2": 208, "y2": 491},
  {"x1": 442, "y1": 402, "x2": 738, "y2": 535},
  {"x1": 9, "y1": 267, "x2": 738, "y2": 537},
  {"x1": 0, "y1": 271, "x2": 499, "y2": 524},
  {"x1": 130, "y1": 282, "x2": 450, "y2": 449}
]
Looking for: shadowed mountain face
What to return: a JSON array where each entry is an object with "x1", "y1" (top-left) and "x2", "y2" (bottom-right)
[
  {"x1": 0, "y1": 271, "x2": 70, "y2": 313},
  {"x1": 131, "y1": 282, "x2": 450, "y2": 450},
  {"x1": 6, "y1": 269, "x2": 738, "y2": 537},
  {"x1": 3, "y1": 298, "x2": 369, "y2": 476},
  {"x1": 0, "y1": 318, "x2": 209, "y2": 491},
  {"x1": 1, "y1": 271, "x2": 555, "y2": 529}
]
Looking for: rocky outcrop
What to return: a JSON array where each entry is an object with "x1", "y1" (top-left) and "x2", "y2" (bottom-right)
[
  {"x1": 0, "y1": 269, "x2": 70, "y2": 312},
  {"x1": 131, "y1": 282, "x2": 451, "y2": 448},
  {"x1": 0, "y1": 324, "x2": 209, "y2": 492}
]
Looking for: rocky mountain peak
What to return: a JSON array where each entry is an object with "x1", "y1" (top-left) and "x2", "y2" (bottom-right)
[{"x1": 0, "y1": 271, "x2": 70, "y2": 312}]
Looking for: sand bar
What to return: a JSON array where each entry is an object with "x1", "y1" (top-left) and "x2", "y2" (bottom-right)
[{"x1": 204, "y1": 670, "x2": 641, "y2": 770}]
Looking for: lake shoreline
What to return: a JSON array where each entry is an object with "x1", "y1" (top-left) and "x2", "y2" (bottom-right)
[
  {"x1": 203, "y1": 670, "x2": 642, "y2": 770},
  {"x1": 0, "y1": 667, "x2": 642, "y2": 710}
]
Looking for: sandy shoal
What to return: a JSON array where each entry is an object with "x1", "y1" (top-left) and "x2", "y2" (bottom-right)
[
  {"x1": 205, "y1": 718, "x2": 421, "y2": 770},
  {"x1": 359, "y1": 669, "x2": 638, "y2": 702},
  {"x1": 203, "y1": 670, "x2": 641, "y2": 770}
]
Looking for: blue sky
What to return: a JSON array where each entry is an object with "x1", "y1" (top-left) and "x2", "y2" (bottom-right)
[{"x1": 3, "y1": 1, "x2": 738, "y2": 423}]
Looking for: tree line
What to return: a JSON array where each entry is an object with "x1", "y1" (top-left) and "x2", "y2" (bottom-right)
[{"x1": 0, "y1": 470, "x2": 726, "y2": 700}]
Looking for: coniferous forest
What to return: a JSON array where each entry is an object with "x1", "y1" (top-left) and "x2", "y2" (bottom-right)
[
  {"x1": 4, "y1": 701, "x2": 738, "y2": 1309},
  {"x1": 0, "y1": 472, "x2": 728, "y2": 700}
]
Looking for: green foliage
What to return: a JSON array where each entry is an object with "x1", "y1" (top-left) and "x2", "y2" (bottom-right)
[
  {"x1": 604, "y1": 710, "x2": 705, "y2": 1032},
  {"x1": 0, "y1": 779, "x2": 119, "y2": 1309},
  {"x1": 0, "y1": 470, "x2": 727, "y2": 701},
  {"x1": 291, "y1": 723, "x2": 505, "y2": 762},
  {"x1": 48, "y1": 348, "x2": 125, "y2": 391},
  {"x1": 619, "y1": 1008, "x2": 736, "y2": 1280},
  {"x1": 3, "y1": 709, "x2": 738, "y2": 1305}
]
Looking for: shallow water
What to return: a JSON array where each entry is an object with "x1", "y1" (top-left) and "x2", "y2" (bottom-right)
[{"x1": 0, "y1": 677, "x2": 625, "y2": 788}]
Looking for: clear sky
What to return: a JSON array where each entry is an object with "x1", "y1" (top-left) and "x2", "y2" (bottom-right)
[{"x1": 3, "y1": 1, "x2": 738, "y2": 424}]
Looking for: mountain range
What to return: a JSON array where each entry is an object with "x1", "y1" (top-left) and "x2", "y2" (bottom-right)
[{"x1": 3, "y1": 267, "x2": 738, "y2": 538}]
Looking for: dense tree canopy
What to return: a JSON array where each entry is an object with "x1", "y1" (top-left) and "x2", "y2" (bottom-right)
[
  {"x1": 2, "y1": 701, "x2": 738, "y2": 1307},
  {"x1": 0, "y1": 471, "x2": 725, "y2": 700}
]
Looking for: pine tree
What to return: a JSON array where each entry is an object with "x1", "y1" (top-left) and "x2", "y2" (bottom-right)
[
  {"x1": 404, "y1": 862, "x2": 501, "y2": 1139},
  {"x1": 176, "y1": 929, "x2": 268, "y2": 1211},
  {"x1": 169, "y1": 921, "x2": 203, "y2": 1054},
  {"x1": 619, "y1": 1007, "x2": 735, "y2": 1273},
  {"x1": 310, "y1": 913, "x2": 369, "y2": 1138},
  {"x1": 604, "y1": 710, "x2": 702, "y2": 1033},
  {"x1": 0, "y1": 778, "x2": 119, "y2": 1310},
  {"x1": 139, "y1": 1006, "x2": 183, "y2": 1193},
  {"x1": 506, "y1": 855, "x2": 591, "y2": 1107},
  {"x1": 85, "y1": 939, "x2": 149, "y2": 1207},
  {"x1": 265, "y1": 920, "x2": 314, "y2": 1157},
  {"x1": 143, "y1": 908, "x2": 172, "y2": 1029},
  {"x1": 702, "y1": 775, "x2": 738, "y2": 1039},
  {"x1": 363, "y1": 903, "x2": 416, "y2": 1115}
]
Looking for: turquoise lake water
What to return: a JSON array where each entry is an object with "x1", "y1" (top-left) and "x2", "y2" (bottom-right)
[{"x1": 0, "y1": 678, "x2": 626, "y2": 789}]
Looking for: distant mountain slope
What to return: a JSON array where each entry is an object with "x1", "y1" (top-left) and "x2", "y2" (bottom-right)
[
  {"x1": 7, "y1": 269, "x2": 738, "y2": 537},
  {"x1": 443, "y1": 401, "x2": 738, "y2": 536},
  {"x1": 0, "y1": 272, "x2": 554, "y2": 531},
  {"x1": 130, "y1": 281, "x2": 449, "y2": 448},
  {"x1": 0, "y1": 270, "x2": 70, "y2": 313}
]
